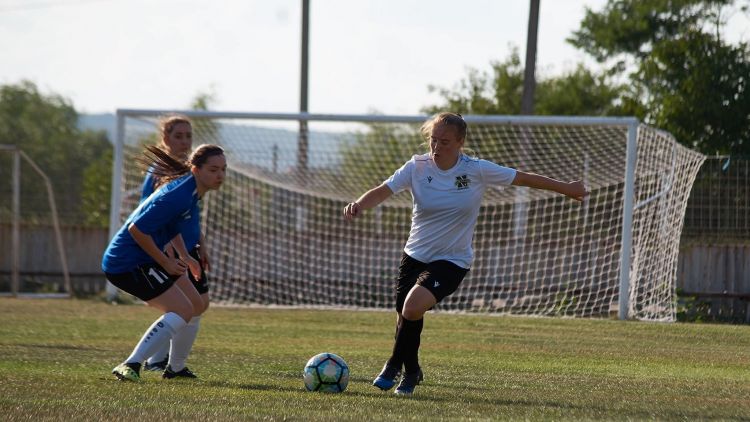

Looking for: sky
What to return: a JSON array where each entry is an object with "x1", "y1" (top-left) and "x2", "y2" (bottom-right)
[{"x1": 1, "y1": 0, "x2": 748, "y2": 116}]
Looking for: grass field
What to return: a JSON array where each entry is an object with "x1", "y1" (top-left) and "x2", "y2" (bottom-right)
[{"x1": 0, "y1": 298, "x2": 749, "y2": 421}]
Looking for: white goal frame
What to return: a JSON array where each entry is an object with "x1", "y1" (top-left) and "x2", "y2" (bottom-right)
[{"x1": 109, "y1": 109, "x2": 698, "y2": 320}]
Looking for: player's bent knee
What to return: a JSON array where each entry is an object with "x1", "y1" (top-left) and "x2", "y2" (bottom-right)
[
  {"x1": 170, "y1": 303, "x2": 195, "y2": 323},
  {"x1": 401, "y1": 307, "x2": 425, "y2": 321}
]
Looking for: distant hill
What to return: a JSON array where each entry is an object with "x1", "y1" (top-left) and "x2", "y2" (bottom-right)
[
  {"x1": 77, "y1": 112, "x2": 346, "y2": 172},
  {"x1": 78, "y1": 113, "x2": 116, "y2": 142}
]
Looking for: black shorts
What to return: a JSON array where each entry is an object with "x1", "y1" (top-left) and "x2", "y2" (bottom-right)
[
  {"x1": 186, "y1": 247, "x2": 209, "y2": 294},
  {"x1": 395, "y1": 253, "x2": 469, "y2": 312},
  {"x1": 105, "y1": 262, "x2": 180, "y2": 301}
]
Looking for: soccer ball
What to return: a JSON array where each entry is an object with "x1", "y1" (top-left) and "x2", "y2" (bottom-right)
[{"x1": 303, "y1": 352, "x2": 350, "y2": 393}]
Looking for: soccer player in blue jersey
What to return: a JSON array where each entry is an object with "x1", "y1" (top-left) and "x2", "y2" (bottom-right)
[
  {"x1": 139, "y1": 115, "x2": 213, "y2": 377},
  {"x1": 343, "y1": 112, "x2": 589, "y2": 395},
  {"x1": 104, "y1": 144, "x2": 226, "y2": 382},
  {"x1": 140, "y1": 114, "x2": 193, "y2": 200}
]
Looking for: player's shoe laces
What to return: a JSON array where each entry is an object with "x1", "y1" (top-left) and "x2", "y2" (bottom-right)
[
  {"x1": 162, "y1": 365, "x2": 198, "y2": 379},
  {"x1": 112, "y1": 362, "x2": 141, "y2": 382},
  {"x1": 394, "y1": 369, "x2": 422, "y2": 396},
  {"x1": 144, "y1": 356, "x2": 169, "y2": 372},
  {"x1": 372, "y1": 363, "x2": 401, "y2": 391}
]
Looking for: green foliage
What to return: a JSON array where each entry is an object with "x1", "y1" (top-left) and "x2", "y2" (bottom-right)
[
  {"x1": 569, "y1": 0, "x2": 750, "y2": 154},
  {"x1": 81, "y1": 147, "x2": 112, "y2": 227},
  {"x1": 338, "y1": 121, "x2": 424, "y2": 194},
  {"x1": 423, "y1": 49, "x2": 624, "y2": 116},
  {"x1": 568, "y1": 0, "x2": 732, "y2": 61},
  {"x1": 676, "y1": 289, "x2": 749, "y2": 323},
  {"x1": 426, "y1": 1, "x2": 749, "y2": 154},
  {"x1": 0, "y1": 81, "x2": 112, "y2": 227},
  {"x1": 632, "y1": 32, "x2": 750, "y2": 154},
  {"x1": 190, "y1": 88, "x2": 220, "y2": 144}
]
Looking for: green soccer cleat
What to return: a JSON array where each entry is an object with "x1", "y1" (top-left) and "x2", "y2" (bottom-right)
[{"x1": 112, "y1": 363, "x2": 141, "y2": 382}]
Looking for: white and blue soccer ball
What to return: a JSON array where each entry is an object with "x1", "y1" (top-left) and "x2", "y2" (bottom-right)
[{"x1": 303, "y1": 352, "x2": 350, "y2": 393}]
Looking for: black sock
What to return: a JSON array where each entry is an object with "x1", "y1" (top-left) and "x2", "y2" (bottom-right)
[
  {"x1": 125, "y1": 362, "x2": 141, "y2": 375},
  {"x1": 386, "y1": 317, "x2": 423, "y2": 374}
]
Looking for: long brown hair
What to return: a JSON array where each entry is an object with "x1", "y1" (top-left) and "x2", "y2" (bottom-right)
[{"x1": 141, "y1": 144, "x2": 224, "y2": 189}]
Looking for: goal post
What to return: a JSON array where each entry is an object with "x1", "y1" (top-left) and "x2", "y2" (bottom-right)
[
  {"x1": 110, "y1": 109, "x2": 705, "y2": 321},
  {"x1": 0, "y1": 144, "x2": 72, "y2": 298}
]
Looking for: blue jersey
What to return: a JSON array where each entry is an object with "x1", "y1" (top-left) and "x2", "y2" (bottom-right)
[
  {"x1": 102, "y1": 174, "x2": 201, "y2": 273},
  {"x1": 140, "y1": 168, "x2": 158, "y2": 201},
  {"x1": 180, "y1": 201, "x2": 201, "y2": 250},
  {"x1": 141, "y1": 166, "x2": 201, "y2": 251}
]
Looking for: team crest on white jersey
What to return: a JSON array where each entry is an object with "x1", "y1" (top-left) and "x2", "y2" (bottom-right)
[{"x1": 455, "y1": 175, "x2": 470, "y2": 190}]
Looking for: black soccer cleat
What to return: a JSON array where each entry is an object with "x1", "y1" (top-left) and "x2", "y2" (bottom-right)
[
  {"x1": 162, "y1": 365, "x2": 198, "y2": 379},
  {"x1": 144, "y1": 356, "x2": 169, "y2": 372}
]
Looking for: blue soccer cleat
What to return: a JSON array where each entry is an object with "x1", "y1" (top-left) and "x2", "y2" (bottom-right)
[
  {"x1": 372, "y1": 363, "x2": 401, "y2": 391},
  {"x1": 394, "y1": 369, "x2": 422, "y2": 396}
]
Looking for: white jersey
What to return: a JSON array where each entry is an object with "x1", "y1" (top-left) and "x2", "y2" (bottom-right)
[{"x1": 385, "y1": 153, "x2": 517, "y2": 269}]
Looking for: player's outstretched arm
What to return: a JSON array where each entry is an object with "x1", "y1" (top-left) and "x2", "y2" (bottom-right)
[
  {"x1": 343, "y1": 183, "x2": 394, "y2": 221},
  {"x1": 511, "y1": 170, "x2": 589, "y2": 202}
]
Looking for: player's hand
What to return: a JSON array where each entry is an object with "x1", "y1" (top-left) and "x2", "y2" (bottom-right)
[
  {"x1": 162, "y1": 257, "x2": 187, "y2": 276},
  {"x1": 164, "y1": 244, "x2": 176, "y2": 258},
  {"x1": 184, "y1": 255, "x2": 202, "y2": 280},
  {"x1": 567, "y1": 180, "x2": 590, "y2": 202},
  {"x1": 343, "y1": 201, "x2": 361, "y2": 221}
]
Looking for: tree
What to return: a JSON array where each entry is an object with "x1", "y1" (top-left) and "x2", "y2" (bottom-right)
[
  {"x1": 423, "y1": 48, "x2": 623, "y2": 116},
  {"x1": 568, "y1": 0, "x2": 750, "y2": 154},
  {"x1": 189, "y1": 89, "x2": 220, "y2": 144},
  {"x1": 338, "y1": 121, "x2": 424, "y2": 195},
  {"x1": 0, "y1": 81, "x2": 112, "y2": 226}
]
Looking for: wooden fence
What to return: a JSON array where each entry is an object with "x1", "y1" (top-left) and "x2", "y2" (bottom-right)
[
  {"x1": 677, "y1": 243, "x2": 750, "y2": 322},
  {"x1": 2, "y1": 223, "x2": 749, "y2": 321},
  {"x1": 0, "y1": 224, "x2": 108, "y2": 294}
]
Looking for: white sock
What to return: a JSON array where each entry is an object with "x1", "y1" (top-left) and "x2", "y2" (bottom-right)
[
  {"x1": 124, "y1": 312, "x2": 187, "y2": 365},
  {"x1": 168, "y1": 315, "x2": 201, "y2": 372},
  {"x1": 146, "y1": 341, "x2": 171, "y2": 365}
]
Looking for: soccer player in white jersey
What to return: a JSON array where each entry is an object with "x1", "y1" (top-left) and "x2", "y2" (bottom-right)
[
  {"x1": 343, "y1": 112, "x2": 588, "y2": 395},
  {"x1": 103, "y1": 144, "x2": 226, "y2": 382}
]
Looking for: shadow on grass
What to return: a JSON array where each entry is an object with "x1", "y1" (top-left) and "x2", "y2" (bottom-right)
[
  {"x1": 15, "y1": 343, "x2": 109, "y2": 352},
  {"x1": 426, "y1": 382, "x2": 715, "y2": 419},
  {"x1": 202, "y1": 380, "x2": 301, "y2": 393}
]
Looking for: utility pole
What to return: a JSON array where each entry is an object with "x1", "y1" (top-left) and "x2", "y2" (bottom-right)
[
  {"x1": 298, "y1": 0, "x2": 310, "y2": 176},
  {"x1": 521, "y1": 0, "x2": 540, "y2": 114}
]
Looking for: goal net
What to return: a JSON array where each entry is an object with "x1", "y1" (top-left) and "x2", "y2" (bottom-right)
[{"x1": 111, "y1": 111, "x2": 705, "y2": 321}]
